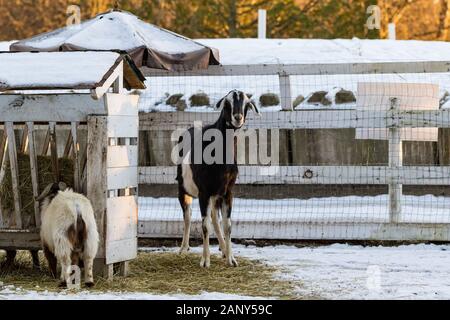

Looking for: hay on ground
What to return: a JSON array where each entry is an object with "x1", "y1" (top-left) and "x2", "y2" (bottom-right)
[{"x1": 0, "y1": 250, "x2": 299, "y2": 299}]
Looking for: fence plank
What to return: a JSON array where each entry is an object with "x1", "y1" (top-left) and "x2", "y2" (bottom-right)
[
  {"x1": 87, "y1": 116, "x2": 108, "y2": 262},
  {"x1": 139, "y1": 109, "x2": 450, "y2": 131},
  {"x1": 108, "y1": 167, "x2": 138, "y2": 190},
  {"x1": 71, "y1": 122, "x2": 81, "y2": 192},
  {"x1": 63, "y1": 130, "x2": 73, "y2": 158},
  {"x1": 142, "y1": 61, "x2": 450, "y2": 77},
  {"x1": 27, "y1": 122, "x2": 41, "y2": 228},
  {"x1": 5, "y1": 122, "x2": 22, "y2": 229},
  {"x1": 41, "y1": 128, "x2": 50, "y2": 156},
  {"x1": 388, "y1": 98, "x2": 402, "y2": 223},
  {"x1": 139, "y1": 165, "x2": 450, "y2": 186},
  {"x1": 20, "y1": 124, "x2": 28, "y2": 153},
  {"x1": 0, "y1": 230, "x2": 41, "y2": 249},
  {"x1": 0, "y1": 132, "x2": 7, "y2": 228},
  {"x1": 0, "y1": 94, "x2": 106, "y2": 122},
  {"x1": 138, "y1": 220, "x2": 450, "y2": 241},
  {"x1": 279, "y1": 74, "x2": 292, "y2": 111},
  {"x1": 49, "y1": 122, "x2": 59, "y2": 182}
]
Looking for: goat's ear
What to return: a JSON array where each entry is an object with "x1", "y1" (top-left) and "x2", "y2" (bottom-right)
[
  {"x1": 35, "y1": 183, "x2": 54, "y2": 202},
  {"x1": 246, "y1": 101, "x2": 261, "y2": 116},
  {"x1": 215, "y1": 98, "x2": 225, "y2": 111}
]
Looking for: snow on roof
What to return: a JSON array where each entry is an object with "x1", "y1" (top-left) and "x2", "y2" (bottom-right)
[
  {"x1": 0, "y1": 51, "x2": 128, "y2": 91},
  {"x1": 13, "y1": 11, "x2": 204, "y2": 54},
  {"x1": 196, "y1": 38, "x2": 450, "y2": 65},
  {"x1": 0, "y1": 41, "x2": 13, "y2": 51}
]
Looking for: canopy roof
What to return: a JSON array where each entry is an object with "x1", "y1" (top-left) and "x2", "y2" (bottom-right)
[
  {"x1": 0, "y1": 51, "x2": 146, "y2": 92},
  {"x1": 10, "y1": 10, "x2": 220, "y2": 71}
]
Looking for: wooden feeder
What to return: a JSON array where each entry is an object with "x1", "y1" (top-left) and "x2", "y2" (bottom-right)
[{"x1": 0, "y1": 51, "x2": 146, "y2": 279}]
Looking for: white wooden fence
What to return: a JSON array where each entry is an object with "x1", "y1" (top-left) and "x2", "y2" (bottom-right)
[{"x1": 138, "y1": 61, "x2": 450, "y2": 241}]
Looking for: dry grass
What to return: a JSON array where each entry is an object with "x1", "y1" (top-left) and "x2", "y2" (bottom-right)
[{"x1": 0, "y1": 250, "x2": 299, "y2": 299}]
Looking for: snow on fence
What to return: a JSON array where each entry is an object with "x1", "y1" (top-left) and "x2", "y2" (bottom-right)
[{"x1": 138, "y1": 61, "x2": 450, "y2": 241}]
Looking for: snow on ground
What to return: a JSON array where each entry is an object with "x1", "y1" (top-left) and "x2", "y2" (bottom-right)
[
  {"x1": 140, "y1": 38, "x2": 450, "y2": 112},
  {"x1": 3, "y1": 244, "x2": 450, "y2": 300},
  {"x1": 234, "y1": 244, "x2": 450, "y2": 300},
  {"x1": 139, "y1": 194, "x2": 450, "y2": 223},
  {"x1": 0, "y1": 285, "x2": 265, "y2": 301}
]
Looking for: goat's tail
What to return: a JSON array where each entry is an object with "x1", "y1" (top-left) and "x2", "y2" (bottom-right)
[
  {"x1": 76, "y1": 208, "x2": 87, "y2": 251},
  {"x1": 68, "y1": 204, "x2": 87, "y2": 253}
]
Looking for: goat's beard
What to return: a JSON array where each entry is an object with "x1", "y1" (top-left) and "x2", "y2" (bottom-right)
[{"x1": 231, "y1": 120, "x2": 244, "y2": 129}]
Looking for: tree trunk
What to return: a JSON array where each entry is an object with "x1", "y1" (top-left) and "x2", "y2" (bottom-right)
[
  {"x1": 227, "y1": 0, "x2": 238, "y2": 37},
  {"x1": 437, "y1": 0, "x2": 450, "y2": 40}
]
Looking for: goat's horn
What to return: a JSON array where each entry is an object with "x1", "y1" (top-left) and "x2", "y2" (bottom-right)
[{"x1": 58, "y1": 182, "x2": 67, "y2": 191}]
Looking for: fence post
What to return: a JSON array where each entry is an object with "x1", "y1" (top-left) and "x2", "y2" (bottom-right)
[
  {"x1": 87, "y1": 115, "x2": 113, "y2": 279},
  {"x1": 279, "y1": 73, "x2": 293, "y2": 111},
  {"x1": 388, "y1": 23, "x2": 396, "y2": 40},
  {"x1": 389, "y1": 97, "x2": 402, "y2": 223},
  {"x1": 258, "y1": 9, "x2": 267, "y2": 39}
]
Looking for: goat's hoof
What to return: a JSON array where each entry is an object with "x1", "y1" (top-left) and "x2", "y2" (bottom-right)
[
  {"x1": 179, "y1": 247, "x2": 190, "y2": 255},
  {"x1": 58, "y1": 281, "x2": 67, "y2": 289},
  {"x1": 200, "y1": 258, "x2": 210, "y2": 268},
  {"x1": 85, "y1": 282, "x2": 95, "y2": 288},
  {"x1": 228, "y1": 257, "x2": 238, "y2": 267}
]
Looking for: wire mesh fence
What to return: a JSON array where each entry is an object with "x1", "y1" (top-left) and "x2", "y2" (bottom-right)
[{"x1": 137, "y1": 62, "x2": 450, "y2": 241}]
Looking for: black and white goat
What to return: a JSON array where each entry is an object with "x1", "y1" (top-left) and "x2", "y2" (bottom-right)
[
  {"x1": 36, "y1": 182, "x2": 99, "y2": 288},
  {"x1": 176, "y1": 90, "x2": 260, "y2": 268}
]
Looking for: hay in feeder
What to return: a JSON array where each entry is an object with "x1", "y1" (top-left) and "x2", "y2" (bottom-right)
[{"x1": 0, "y1": 153, "x2": 74, "y2": 223}]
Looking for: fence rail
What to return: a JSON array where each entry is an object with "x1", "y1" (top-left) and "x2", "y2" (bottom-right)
[
  {"x1": 139, "y1": 166, "x2": 450, "y2": 186},
  {"x1": 142, "y1": 61, "x2": 450, "y2": 77},
  {"x1": 140, "y1": 109, "x2": 450, "y2": 130}
]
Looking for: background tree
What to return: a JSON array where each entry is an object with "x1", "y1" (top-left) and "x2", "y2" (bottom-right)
[{"x1": 0, "y1": 0, "x2": 447, "y2": 42}]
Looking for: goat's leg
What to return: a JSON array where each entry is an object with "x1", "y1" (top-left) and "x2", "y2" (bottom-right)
[
  {"x1": 30, "y1": 250, "x2": 40, "y2": 270},
  {"x1": 59, "y1": 256, "x2": 72, "y2": 288},
  {"x1": 211, "y1": 198, "x2": 226, "y2": 258},
  {"x1": 222, "y1": 193, "x2": 238, "y2": 267},
  {"x1": 199, "y1": 194, "x2": 211, "y2": 268},
  {"x1": 43, "y1": 245, "x2": 57, "y2": 278},
  {"x1": 179, "y1": 192, "x2": 193, "y2": 254},
  {"x1": 5, "y1": 250, "x2": 17, "y2": 267},
  {"x1": 55, "y1": 239, "x2": 74, "y2": 288},
  {"x1": 83, "y1": 256, "x2": 95, "y2": 288}
]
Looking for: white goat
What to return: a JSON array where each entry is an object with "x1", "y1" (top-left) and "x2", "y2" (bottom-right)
[{"x1": 37, "y1": 182, "x2": 99, "y2": 288}]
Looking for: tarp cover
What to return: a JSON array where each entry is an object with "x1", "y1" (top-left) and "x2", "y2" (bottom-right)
[{"x1": 10, "y1": 10, "x2": 220, "y2": 71}]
